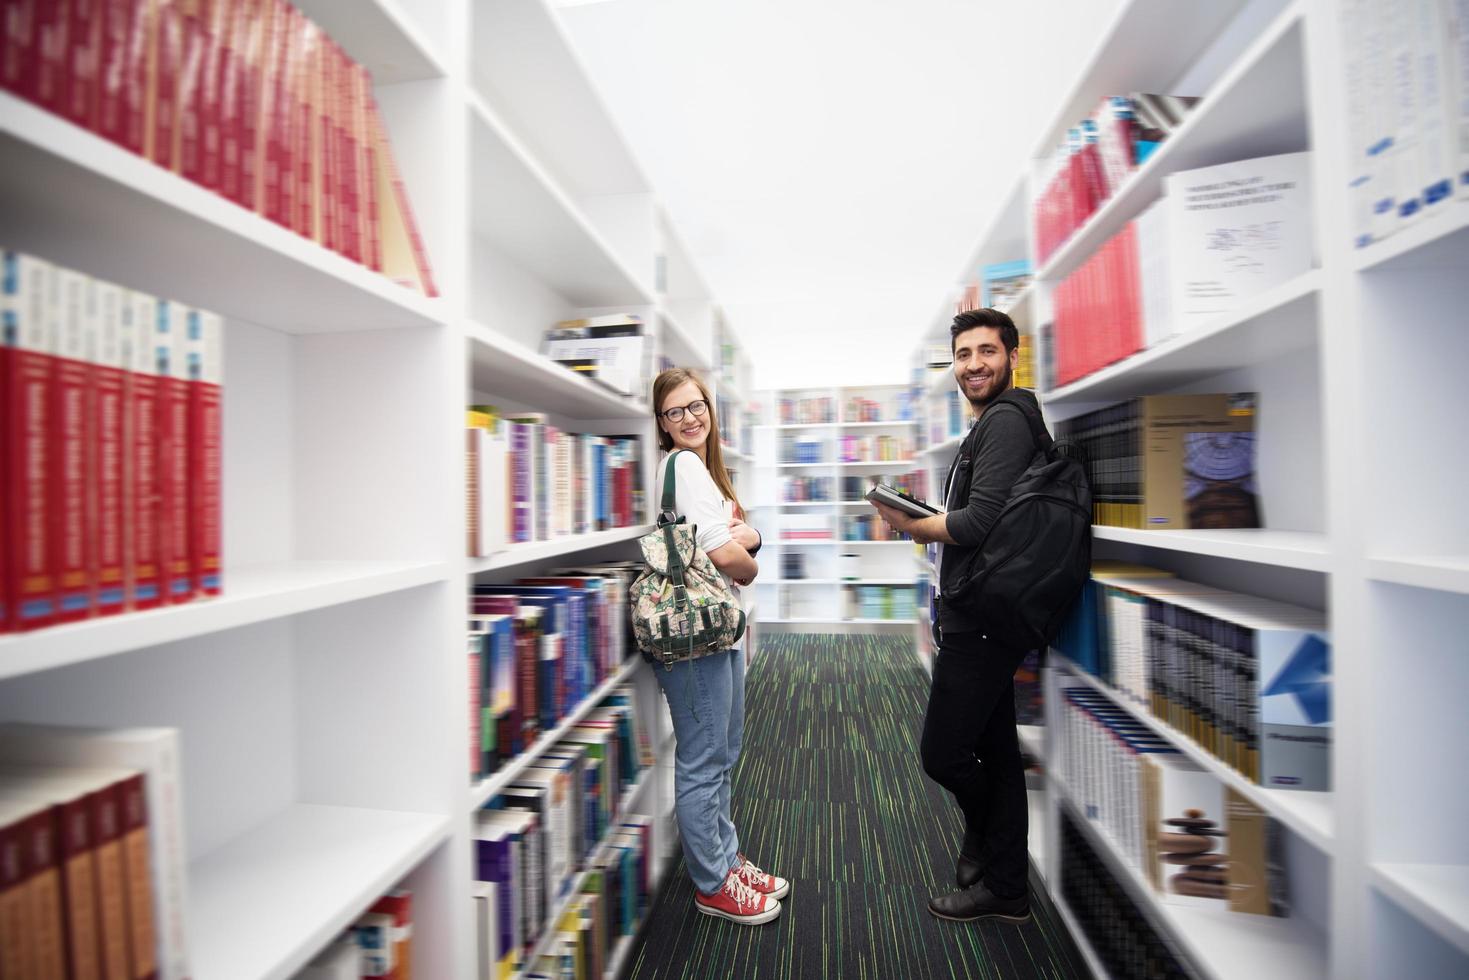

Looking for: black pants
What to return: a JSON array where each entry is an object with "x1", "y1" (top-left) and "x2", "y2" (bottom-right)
[{"x1": 920, "y1": 629, "x2": 1030, "y2": 899}]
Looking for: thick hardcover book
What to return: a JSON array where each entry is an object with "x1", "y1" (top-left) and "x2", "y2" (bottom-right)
[
  {"x1": 0, "y1": 724, "x2": 186, "y2": 980},
  {"x1": 33, "y1": 0, "x2": 68, "y2": 114},
  {"x1": 2, "y1": 252, "x2": 57, "y2": 629},
  {"x1": 146, "y1": 0, "x2": 182, "y2": 168},
  {"x1": 93, "y1": 283, "x2": 128, "y2": 616},
  {"x1": 237, "y1": 0, "x2": 264, "y2": 212},
  {"x1": 153, "y1": 303, "x2": 193, "y2": 604},
  {"x1": 53, "y1": 271, "x2": 93, "y2": 622},
  {"x1": 185, "y1": 309, "x2": 222, "y2": 595},
  {"x1": 469, "y1": 633, "x2": 483, "y2": 779},
  {"x1": 125, "y1": 291, "x2": 163, "y2": 610},
  {"x1": 471, "y1": 818, "x2": 521, "y2": 978},
  {"x1": 174, "y1": 0, "x2": 207, "y2": 184},
  {"x1": 374, "y1": 104, "x2": 437, "y2": 295}
]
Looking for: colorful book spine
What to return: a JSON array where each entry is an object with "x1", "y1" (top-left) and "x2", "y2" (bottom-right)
[
  {"x1": 53, "y1": 270, "x2": 93, "y2": 622},
  {"x1": 93, "y1": 281, "x2": 128, "y2": 617}
]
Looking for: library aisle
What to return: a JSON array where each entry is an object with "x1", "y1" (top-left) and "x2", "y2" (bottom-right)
[{"x1": 623, "y1": 634, "x2": 1086, "y2": 980}]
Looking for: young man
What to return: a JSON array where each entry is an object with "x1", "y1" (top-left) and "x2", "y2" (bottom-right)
[{"x1": 870, "y1": 307, "x2": 1041, "y2": 923}]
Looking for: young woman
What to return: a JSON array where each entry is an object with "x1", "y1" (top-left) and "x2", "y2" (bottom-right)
[{"x1": 650, "y1": 367, "x2": 790, "y2": 925}]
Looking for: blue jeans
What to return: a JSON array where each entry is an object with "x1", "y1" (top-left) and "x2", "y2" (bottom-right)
[{"x1": 655, "y1": 648, "x2": 745, "y2": 895}]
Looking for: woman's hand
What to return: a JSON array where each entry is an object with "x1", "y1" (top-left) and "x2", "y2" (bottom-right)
[{"x1": 728, "y1": 519, "x2": 760, "y2": 551}]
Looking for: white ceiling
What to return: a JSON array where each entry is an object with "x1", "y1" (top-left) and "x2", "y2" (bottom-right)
[{"x1": 559, "y1": 0, "x2": 1123, "y2": 390}]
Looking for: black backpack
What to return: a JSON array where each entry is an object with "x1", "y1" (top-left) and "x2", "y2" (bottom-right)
[{"x1": 942, "y1": 391, "x2": 1092, "y2": 651}]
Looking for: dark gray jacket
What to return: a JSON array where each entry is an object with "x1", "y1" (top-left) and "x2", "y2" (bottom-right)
[{"x1": 936, "y1": 387, "x2": 1045, "y2": 636}]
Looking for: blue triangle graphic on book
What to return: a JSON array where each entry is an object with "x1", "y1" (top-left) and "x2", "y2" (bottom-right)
[{"x1": 1262, "y1": 633, "x2": 1331, "y2": 724}]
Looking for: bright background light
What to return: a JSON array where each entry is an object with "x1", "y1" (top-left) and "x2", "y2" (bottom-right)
[{"x1": 560, "y1": 0, "x2": 1124, "y2": 388}]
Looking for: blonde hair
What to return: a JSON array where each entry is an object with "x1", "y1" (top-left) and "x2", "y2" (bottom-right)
[{"x1": 651, "y1": 368, "x2": 743, "y2": 519}]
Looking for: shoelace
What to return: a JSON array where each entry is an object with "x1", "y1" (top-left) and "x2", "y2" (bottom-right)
[
  {"x1": 723, "y1": 871, "x2": 763, "y2": 910},
  {"x1": 736, "y1": 859, "x2": 771, "y2": 888}
]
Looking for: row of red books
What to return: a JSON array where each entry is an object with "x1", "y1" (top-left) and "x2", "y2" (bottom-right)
[
  {"x1": 1, "y1": 0, "x2": 436, "y2": 296},
  {"x1": 1051, "y1": 223, "x2": 1143, "y2": 389},
  {"x1": 2, "y1": 249, "x2": 223, "y2": 634},
  {"x1": 1033, "y1": 94, "x2": 1198, "y2": 265}
]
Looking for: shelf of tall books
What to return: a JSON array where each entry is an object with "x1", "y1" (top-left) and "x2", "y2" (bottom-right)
[
  {"x1": 0, "y1": 1, "x2": 733, "y2": 976},
  {"x1": 747, "y1": 384, "x2": 924, "y2": 631},
  {"x1": 907, "y1": 0, "x2": 1469, "y2": 976}
]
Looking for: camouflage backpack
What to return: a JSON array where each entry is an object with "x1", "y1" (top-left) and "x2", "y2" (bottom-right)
[{"x1": 631, "y1": 451, "x2": 747, "y2": 667}]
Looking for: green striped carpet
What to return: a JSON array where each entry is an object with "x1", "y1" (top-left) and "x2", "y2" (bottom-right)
[{"x1": 624, "y1": 634, "x2": 1088, "y2": 980}]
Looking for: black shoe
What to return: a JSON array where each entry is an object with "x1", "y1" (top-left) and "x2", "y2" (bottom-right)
[
  {"x1": 956, "y1": 851, "x2": 984, "y2": 889},
  {"x1": 927, "y1": 881, "x2": 1031, "y2": 923}
]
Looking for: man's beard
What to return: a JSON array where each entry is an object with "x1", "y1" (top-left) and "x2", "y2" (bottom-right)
[{"x1": 965, "y1": 359, "x2": 1014, "y2": 410}]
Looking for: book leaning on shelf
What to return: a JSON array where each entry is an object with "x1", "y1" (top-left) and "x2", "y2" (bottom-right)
[
  {"x1": 0, "y1": 724, "x2": 190, "y2": 980},
  {"x1": 0, "y1": 0, "x2": 436, "y2": 295},
  {"x1": 2, "y1": 249, "x2": 224, "y2": 634}
]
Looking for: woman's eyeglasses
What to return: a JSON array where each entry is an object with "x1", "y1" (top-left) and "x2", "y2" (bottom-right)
[{"x1": 659, "y1": 399, "x2": 709, "y2": 423}]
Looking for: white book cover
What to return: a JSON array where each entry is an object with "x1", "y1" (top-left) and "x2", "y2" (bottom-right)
[
  {"x1": 472, "y1": 881, "x2": 500, "y2": 979},
  {"x1": 1448, "y1": 0, "x2": 1469, "y2": 200},
  {"x1": 476, "y1": 427, "x2": 508, "y2": 557},
  {"x1": 1412, "y1": 0, "x2": 1456, "y2": 215},
  {"x1": 1385, "y1": 0, "x2": 1425, "y2": 228},
  {"x1": 1134, "y1": 199, "x2": 1173, "y2": 348},
  {"x1": 1164, "y1": 152, "x2": 1314, "y2": 327},
  {"x1": 0, "y1": 724, "x2": 190, "y2": 980}
]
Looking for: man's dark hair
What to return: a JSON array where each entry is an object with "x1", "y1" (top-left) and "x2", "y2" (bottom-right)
[{"x1": 950, "y1": 308, "x2": 1019, "y2": 354}]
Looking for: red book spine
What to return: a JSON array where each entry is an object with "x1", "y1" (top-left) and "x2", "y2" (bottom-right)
[
  {"x1": 294, "y1": 21, "x2": 316, "y2": 239},
  {"x1": 148, "y1": 0, "x2": 181, "y2": 168},
  {"x1": 127, "y1": 294, "x2": 162, "y2": 610},
  {"x1": 66, "y1": 0, "x2": 101, "y2": 128},
  {"x1": 52, "y1": 271, "x2": 93, "y2": 623},
  {"x1": 236, "y1": 0, "x2": 261, "y2": 211},
  {"x1": 198, "y1": 0, "x2": 225, "y2": 191},
  {"x1": 273, "y1": 4, "x2": 297, "y2": 232},
  {"x1": 364, "y1": 99, "x2": 381, "y2": 271},
  {"x1": 174, "y1": 0, "x2": 207, "y2": 185},
  {"x1": 35, "y1": 0, "x2": 69, "y2": 114},
  {"x1": 352, "y1": 62, "x2": 371, "y2": 267},
  {"x1": 1123, "y1": 222, "x2": 1143, "y2": 358},
  {"x1": 96, "y1": 0, "x2": 131, "y2": 148},
  {"x1": 469, "y1": 641, "x2": 482, "y2": 777},
  {"x1": 334, "y1": 42, "x2": 353, "y2": 260},
  {"x1": 1, "y1": 0, "x2": 40, "y2": 101},
  {"x1": 186, "y1": 309, "x2": 222, "y2": 595},
  {"x1": 257, "y1": 0, "x2": 281, "y2": 221},
  {"x1": 217, "y1": 0, "x2": 241, "y2": 202},
  {"x1": 94, "y1": 285, "x2": 127, "y2": 617},
  {"x1": 317, "y1": 39, "x2": 335, "y2": 253},
  {"x1": 3, "y1": 252, "x2": 56, "y2": 630},
  {"x1": 155, "y1": 303, "x2": 193, "y2": 605}
]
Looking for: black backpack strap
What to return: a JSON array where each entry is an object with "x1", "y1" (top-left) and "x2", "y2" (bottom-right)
[{"x1": 983, "y1": 391, "x2": 1053, "y2": 458}]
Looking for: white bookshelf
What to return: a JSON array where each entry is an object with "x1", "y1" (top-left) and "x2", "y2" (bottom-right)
[
  {"x1": 749, "y1": 385, "x2": 922, "y2": 631},
  {"x1": 189, "y1": 805, "x2": 451, "y2": 980},
  {"x1": 903, "y1": 0, "x2": 1464, "y2": 974},
  {"x1": 0, "y1": 1, "x2": 706, "y2": 976}
]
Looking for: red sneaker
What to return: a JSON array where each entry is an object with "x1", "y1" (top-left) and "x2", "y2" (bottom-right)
[
  {"x1": 694, "y1": 869, "x2": 782, "y2": 925},
  {"x1": 734, "y1": 854, "x2": 791, "y2": 900}
]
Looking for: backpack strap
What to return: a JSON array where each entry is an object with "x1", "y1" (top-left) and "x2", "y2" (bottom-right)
[
  {"x1": 982, "y1": 391, "x2": 1054, "y2": 458},
  {"x1": 659, "y1": 450, "x2": 687, "y2": 527}
]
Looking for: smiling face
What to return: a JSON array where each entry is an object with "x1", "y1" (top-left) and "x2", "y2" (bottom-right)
[
  {"x1": 657, "y1": 379, "x2": 712, "y2": 454},
  {"x1": 952, "y1": 324, "x2": 1018, "y2": 410}
]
